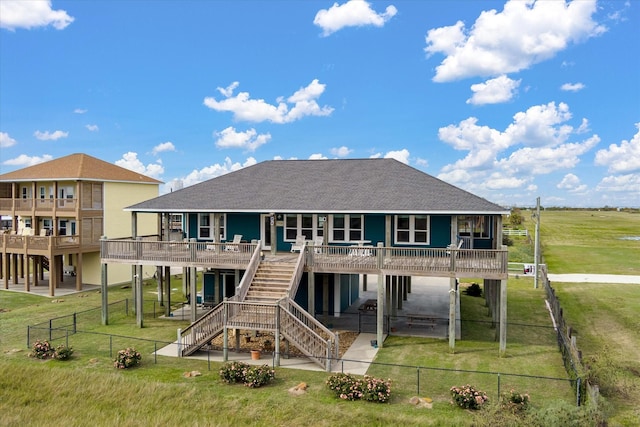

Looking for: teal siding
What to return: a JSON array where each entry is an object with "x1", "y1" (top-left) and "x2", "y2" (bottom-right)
[
  {"x1": 430, "y1": 215, "x2": 452, "y2": 247},
  {"x1": 364, "y1": 214, "x2": 385, "y2": 246},
  {"x1": 228, "y1": 213, "x2": 260, "y2": 242}
]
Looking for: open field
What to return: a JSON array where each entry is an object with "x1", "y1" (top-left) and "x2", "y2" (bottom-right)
[
  {"x1": 534, "y1": 209, "x2": 640, "y2": 275},
  {"x1": 522, "y1": 209, "x2": 640, "y2": 425}
]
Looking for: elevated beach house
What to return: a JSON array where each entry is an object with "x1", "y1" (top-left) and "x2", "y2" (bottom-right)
[
  {"x1": 0, "y1": 153, "x2": 161, "y2": 295},
  {"x1": 100, "y1": 158, "x2": 509, "y2": 370}
]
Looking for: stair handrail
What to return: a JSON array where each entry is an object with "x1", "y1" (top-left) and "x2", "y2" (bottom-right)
[
  {"x1": 235, "y1": 240, "x2": 262, "y2": 302},
  {"x1": 279, "y1": 298, "x2": 338, "y2": 365},
  {"x1": 278, "y1": 301, "x2": 335, "y2": 371},
  {"x1": 178, "y1": 302, "x2": 225, "y2": 356},
  {"x1": 286, "y1": 249, "x2": 306, "y2": 299}
]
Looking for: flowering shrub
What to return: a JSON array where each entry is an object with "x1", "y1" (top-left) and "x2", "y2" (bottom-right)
[
  {"x1": 219, "y1": 361, "x2": 250, "y2": 384},
  {"x1": 114, "y1": 348, "x2": 141, "y2": 369},
  {"x1": 53, "y1": 344, "x2": 74, "y2": 361},
  {"x1": 501, "y1": 389, "x2": 530, "y2": 412},
  {"x1": 326, "y1": 373, "x2": 391, "y2": 403},
  {"x1": 243, "y1": 365, "x2": 276, "y2": 388},
  {"x1": 29, "y1": 340, "x2": 53, "y2": 359},
  {"x1": 361, "y1": 375, "x2": 392, "y2": 403},
  {"x1": 219, "y1": 362, "x2": 275, "y2": 388},
  {"x1": 450, "y1": 384, "x2": 489, "y2": 410}
]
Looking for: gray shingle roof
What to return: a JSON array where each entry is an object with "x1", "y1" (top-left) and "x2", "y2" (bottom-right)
[{"x1": 127, "y1": 158, "x2": 507, "y2": 214}]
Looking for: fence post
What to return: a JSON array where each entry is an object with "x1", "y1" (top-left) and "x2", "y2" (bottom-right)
[
  {"x1": 73, "y1": 312, "x2": 77, "y2": 333},
  {"x1": 66, "y1": 329, "x2": 69, "y2": 348},
  {"x1": 27, "y1": 326, "x2": 30, "y2": 348},
  {"x1": 125, "y1": 298, "x2": 129, "y2": 316},
  {"x1": 49, "y1": 319, "x2": 52, "y2": 341},
  {"x1": 576, "y1": 377, "x2": 581, "y2": 407},
  {"x1": 497, "y1": 373, "x2": 501, "y2": 398},
  {"x1": 417, "y1": 367, "x2": 421, "y2": 395},
  {"x1": 109, "y1": 335, "x2": 113, "y2": 358},
  {"x1": 154, "y1": 342, "x2": 157, "y2": 364}
]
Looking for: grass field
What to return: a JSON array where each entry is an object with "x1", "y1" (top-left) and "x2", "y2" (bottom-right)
[{"x1": 1, "y1": 210, "x2": 638, "y2": 425}]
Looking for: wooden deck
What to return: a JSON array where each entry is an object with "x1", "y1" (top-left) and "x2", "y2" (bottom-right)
[{"x1": 100, "y1": 239, "x2": 508, "y2": 280}]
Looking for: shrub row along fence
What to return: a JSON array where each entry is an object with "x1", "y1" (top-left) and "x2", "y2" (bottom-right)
[
  {"x1": 24, "y1": 324, "x2": 574, "y2": 405},
  {"x1": 541, "y1": 266, "x2": 599, "y2": 407}
]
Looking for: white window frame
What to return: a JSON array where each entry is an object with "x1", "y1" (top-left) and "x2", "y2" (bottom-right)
[
  {"x1": 197, "y1": 213, "x2": 226, "y2": 241},
  {"x1": 329, "y1": 214, "x2": 364, "y2": 243},
  {"x1": 284, "y1": 214, "x2": 323, "y2": 241},
  {"x1": 394, "y1": 214, "x2": 430, "y2": 245}
]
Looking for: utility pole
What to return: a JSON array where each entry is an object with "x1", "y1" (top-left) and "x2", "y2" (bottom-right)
[{"x1": 532, "y1": 197, "x2": 541, "y2": 289}]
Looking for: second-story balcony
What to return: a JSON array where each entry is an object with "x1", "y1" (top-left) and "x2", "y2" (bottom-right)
[
  {"x1": 100, "y1": 238, "x2": 508, "y2": 280},
  {"x1": 0, "y1": 197, "x2": 79, "y2": 215}
]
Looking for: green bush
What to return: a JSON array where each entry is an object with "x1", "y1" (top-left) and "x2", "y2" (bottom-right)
[
  {"x1": 501, "y1": 389, "x2": 530, "y2": 412},
  {"x1": 464, "y1": 283, "x2": 482, "y2": 297},
  {"x1": 219, "y1": 361, "x2": 250, "y2": 384},
  {"x1": 53, "y1": 344, "x2": 74, "y2": 361},
  {"x1": 243, "y1": 365, "x2": 276, "y2": 388},
  {"x1": 114, "y1": 348, "x2": 141, "y2": 369},
  {"x1": 28, "y1": 340, "x2": 53, "y2": 359},
  {"x1": 326, "y1": 373, "x2": 391, "y2": 403},
  {"x1": 450, "y1": 384, "x2": 489, "y2": 410},
  {"x1": 219, "y1": 362, "x2": 275, "y2": 388}
]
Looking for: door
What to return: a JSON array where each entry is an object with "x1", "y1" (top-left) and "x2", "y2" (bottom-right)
[{"x1": 260, "y1": 214, "x2": 273, "y2": 250}]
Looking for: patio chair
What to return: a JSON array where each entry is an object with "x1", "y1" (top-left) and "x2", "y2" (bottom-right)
[
  {"x1": 290, "y1": 235, "x2": 307, "y2": 252},
  {"x1": 224, "y1": 234, "x2": 243, "y2": 251},
  {"x1": 313, "y1": 236, "x2": 324, "y2": 253},
  {"x1": 446, "y1": 239, "x2": 464, "y2": 255}
]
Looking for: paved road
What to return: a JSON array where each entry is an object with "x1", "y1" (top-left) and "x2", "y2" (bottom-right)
[{"x1": 546, "y1": 273, "x2": 640, "y2": 284}]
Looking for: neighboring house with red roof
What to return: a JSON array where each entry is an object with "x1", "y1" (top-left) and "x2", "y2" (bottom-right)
[{"x1": 0, "y1": 153, "x2": 161, "y2": 295}]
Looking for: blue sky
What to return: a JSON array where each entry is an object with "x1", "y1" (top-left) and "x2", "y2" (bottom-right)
[{"x1": 1, "y1": 0, "x2": 638, "y2": 208}]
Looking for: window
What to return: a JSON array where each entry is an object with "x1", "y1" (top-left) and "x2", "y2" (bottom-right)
[
  {"x1": 39, "y1": 187, "x2": 46, "y2": 200},
  {"x1": 395, "y1": 215, "x2": 429, "y2": 244},
  {"x1": 59, "y1": 186, "x2": 74, "y2": 199},
  {"x1": 21, "y1": 187, "x2": 29, "y2": 199},
  {"x1": 59, "y1": 219, "x2": 75, "y2": 236},
  {"x1": 198, "y1": 214, "x2": 226, "y2": 240},
  {"x1": 329, "y1": 214, "x2": 364, "y2": 242},
  {"x1": 198, "y1": 213, "x2": 211, "y2": 239},
  {"x1": 458, "y1": 216, "x2": 490, "y2": 239},
  {"x1": 284, "y1": 214, "x2": 323, "y2": 241}
]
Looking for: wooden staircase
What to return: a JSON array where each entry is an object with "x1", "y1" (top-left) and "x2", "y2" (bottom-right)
[
  {"x1": 244, "y1": 261, "x2": 294, "y2": 303},
  {"x1": 178, "y1": 253, "x2": 338, "y2": 371}
]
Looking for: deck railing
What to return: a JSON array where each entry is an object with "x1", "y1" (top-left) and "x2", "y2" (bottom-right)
[
  {"x1": 1, "y1": 234, "x2": 83, "y2": 253},
  {"x1": 100, "y1": 238, "x2": 507, "y2": 279}
]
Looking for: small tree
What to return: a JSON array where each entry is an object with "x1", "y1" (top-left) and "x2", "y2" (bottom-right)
[{"x1": 509, "y1": 208, "x2": 524, "y2": 227}]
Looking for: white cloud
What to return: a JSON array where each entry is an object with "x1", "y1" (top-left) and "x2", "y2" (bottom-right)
[
  {"x1": 557, "y1": 173, "x2": 588, "y2": 193},
  {"x1": 115, "y1": 152, "x2": 164, "y2": 179},
  {"x1": 152, "y1": 141, "x2": 176, "y2": 156},
  {"x1": 85, "y1": 124, "x2": 99, "y2": 132},
  {"x1": 594, "y1": 123, "x2": 640, "y2": 173},
  {"x1": 314, "y1": 0, "x2": 397, "y2": 36},
  {"x1": 560, "y1": 82, "x2": 586, "y2": 92},
  {"x1": 384, "y1": 149, "x2": 410, "y2": 164},
  {"x1": 172, "y1": 157, "x2": 258, "y2": 191},
  {"x1": 0, "y1": 0, "x2": 74, "y2": 31},
  {"x1": 203, "y1": 80, "x2": 333, "y2": 123},
  {"x1": 467, "y1": 75, "x2": 521, "y2": 105},
  {"x1": 415, "y1": 157, "x2": 428, "y2": 167},
  {"x1": 214, "y1": 127, "x2": 271, "y2": 152},
  {"x1": 2, "y1": 154, "x2": 53, "y2": 166},
  {"x1": 330, "y1": 146, "x2": 353, "y2": 157},
  {"x1": 74, "y1": 108, "x2": 87, "y2": 114},
  {"x1": 596, "y1": 173, "x2": 640, "y2": 193},
  {"x1": 438, "y1": 102, "x2": 599, "y2": 191},
  {"x1": 309, "y1": 153, "x2": 328, "y2": 160},
  {"x1": 0, "y1": 132, "x2": 17, "y2": 148},
  {"x1": 425, "y1": 0, "x2": 605, "y2": 82},
  {"x1": 34, "y1": 130, "x2": 68, "y2": 141}
]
